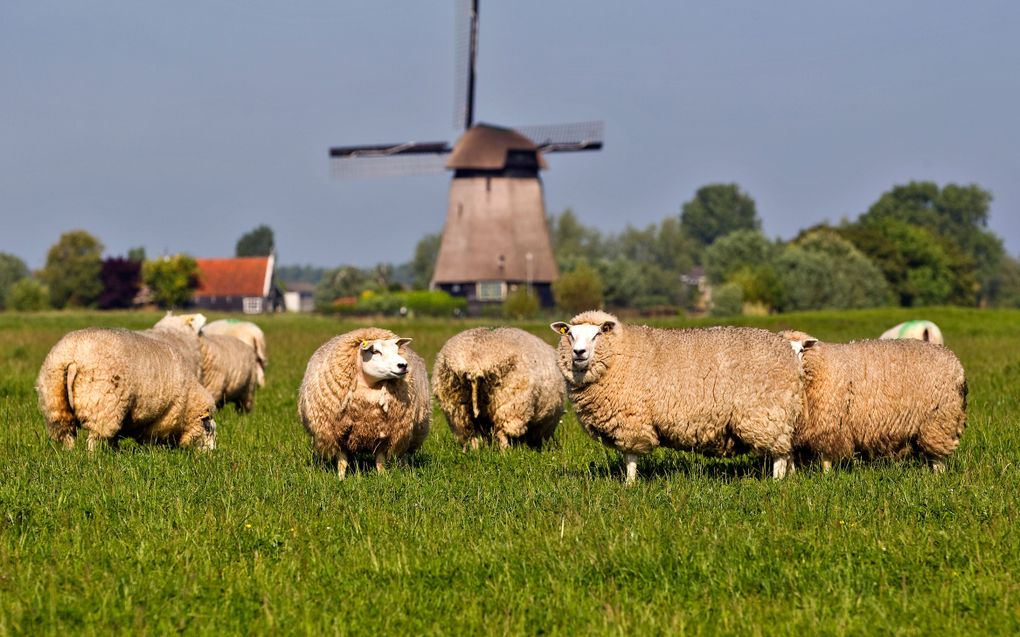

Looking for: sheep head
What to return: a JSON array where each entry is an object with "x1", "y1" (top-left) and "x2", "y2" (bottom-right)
[
  {"x1": 551, "y1": 310, "x2": 619, "y2": 385},
  {"x1": 359, "y1": 336, "x2": 413, "y2": 386},
  {"x1": 778, "y1": 330, "x2": 819, "y2": 361}
]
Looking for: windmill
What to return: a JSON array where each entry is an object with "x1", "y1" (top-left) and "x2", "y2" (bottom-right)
[{"x1": 329, "y1": 0, "x2": 603, "y2": 309}]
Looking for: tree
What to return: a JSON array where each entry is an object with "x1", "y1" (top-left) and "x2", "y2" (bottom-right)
[
  {"x1": 411, "y1": 233, "x2": 441, "y2": 289},
  {"x1": 235, "y1": 225, "x2": 275, "y2": 257},
  {"x1": 858, "y1": 182, "x2": 1003, "y2": 303},
  {"x1": 143, "y1": 255, "x2": 200, "y2": 309},
  {"x1": 315, "y1": 265, "x2": 370, "y2": 310},
  {"x1": 775, "y1": 231, "x2": 890, "y2": 311},
  {"x1": 127, "y1": 246, "x2": 147, "y2": 262},
  {"x1": 987, "y1": 255, "x2": 1020, "y2": 308},
  {"x1": 39, "y1": 230, "x2": 104, "y2": 308},
  {"x1": 0, "y1": 253, "x2": 30, "y2": 310},
  {"x1": 710, "y1": 282, "x2": 743, "y2": 317},
  {"x1": 548, "y1": 208, "x2": 604, "y2": 269},
  {"x1": 680, "y1": 184, "x2": 760, "y2": 253},
  {"x1": 553, "y1": 262, "x2": 603, "y2": 314},
  {"x1": 703, "y1": 229, "x2": 779, "y2": 284},
  {"x1": 7, "y1": 278, "x2": 50, "y2": 311},
  {"x1": 98, "y1": 257, "x2": 142, "y2": 309}
]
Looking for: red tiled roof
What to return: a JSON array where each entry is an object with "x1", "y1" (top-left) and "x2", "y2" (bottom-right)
[{"x1": 195, "y1": 257, "x2": 272, "y2": 298}]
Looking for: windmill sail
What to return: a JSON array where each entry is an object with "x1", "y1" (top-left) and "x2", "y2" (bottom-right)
[
  {"x1": 329, "y1": 141, "x2": 452, "y2": 178},
  {"x1": 453, "y1": 0, "x2": 479, "y2": 130},
  {"x1": 514, "y1": 121, "x2": 604, "y2": 153}
]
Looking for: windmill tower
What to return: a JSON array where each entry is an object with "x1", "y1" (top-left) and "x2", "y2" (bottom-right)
[{"x1": 329, "y1": 0, "x2": 603, "y2": 310}]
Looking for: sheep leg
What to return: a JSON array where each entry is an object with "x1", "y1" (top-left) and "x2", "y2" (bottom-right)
[
  {"x1": 374, "y1": 452, "x2": 387, "y2": 474},
  {"x1": 624, "y1": 453, "x2": 639, "y2": 485},
  {"x1": 931, "y1": 460, "x2": 946, "y2": 474},
  {"x1": 821, "y1": 455, "x2": 833, "y2": 473},
  {"x1": 59, "y1": 433, "x2": 76, "y2": 450},
  {"x1": 494, "y1": 432, "x2": 510, "y2": 451},
  {"x1": 463, "y1": 436, "x2": 481, "y2": 452},
  {"x1": 772, "y1": 454, "x2": 793, "y2": 479},
  {"x1": 86, "y1": 431, "x2": 104, "y2": 452},
  {"x1": 337, "y1": 452, "x2": 349, "y2": 480}
]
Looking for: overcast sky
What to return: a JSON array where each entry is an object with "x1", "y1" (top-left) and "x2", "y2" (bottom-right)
[{"x1": 3, "y1": 1, "x2": 1018, "y2": 270}]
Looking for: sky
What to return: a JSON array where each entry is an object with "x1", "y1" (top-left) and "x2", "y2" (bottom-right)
[{"x1": 2, "y1": 1, "x2": 1019, "y2": 270}]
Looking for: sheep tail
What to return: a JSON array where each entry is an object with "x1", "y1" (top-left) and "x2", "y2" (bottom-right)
[
  {"x1": 471, "y1": 376, "x2": 480, "y2": 419},
  {"x1": 39, "y1": 360, "x2": 78, "y2": 447}
]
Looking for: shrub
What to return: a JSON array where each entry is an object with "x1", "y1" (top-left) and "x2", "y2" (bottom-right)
[
  {"x1": 7, "y1": 278, "x2": 50, "y2": 311},
  {"x1": 553, "y1": 262, "x2": 604, "y2": 314},
  {"x1": 710, "y1": 282, "x2": 743, "y2": 317},
  {"x1": 503, "y1": 287, "x2": 540, "y2": 319}
]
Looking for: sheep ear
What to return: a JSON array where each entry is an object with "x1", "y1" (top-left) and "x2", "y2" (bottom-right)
[
  {"x1": 550, "y1": 322, "x2": 570, "y2": 335},
  {"x1": 803, "y1": 338, "x2": 818, "y2": 350},
  {"x1": 395, "y1": 337, "x2": 412, "y2": 347},
  {"x1": 600, "y1": 321, "x2": 616, "y2": 334}
]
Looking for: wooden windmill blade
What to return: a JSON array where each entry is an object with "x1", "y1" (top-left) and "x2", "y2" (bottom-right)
[
  {"x1": 329, "y1": 141, "x2": 453, "y2": 178},
  {"x1": 513, "y1": 121, "x2": 605, "y2": 153},
  {"x1": 453, "y1": 0, "x2": 479, "y2": 131}
]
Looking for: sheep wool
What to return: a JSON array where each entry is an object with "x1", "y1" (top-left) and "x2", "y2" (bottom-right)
[
  {"x1": 553, "y1": 311, "x2": 803, "y2": 483},
  {"x1": 199, "y1": 332, "x2": 261, "y2": 412},
  {"x1": 780, "y1": 330, "x2": 966, "y2": 472},
  {"x1": 433, "y1": 327, "x2": 565, "y2": 449},
  {"x1": 879, "y1": 320, "x2": 944, "y2": 346},
  {"x1": 203, "y1": 319, "x2": 267, "y2": 386},
  {"x1": 36, "y1": 327, "x2": 217, "y2": 451},
  {"x1": 298, "y1": 327, "x2": 430, "y2": 478}
]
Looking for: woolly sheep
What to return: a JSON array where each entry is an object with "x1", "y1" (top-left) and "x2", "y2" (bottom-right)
[
  {"x1": 36, "y1": 326, "x2": 217, "y2": 451},
  {"x1": 199, "y1": 332, "x2": 261, "y2": 412},
  {"x1": 780, "y1": 330, "x2": 967, "y2": 472},
  {"x1": 551, "y1": 311, "x2": 803, "y2": 484},
  {"x1": 203, "y1": 319, "x2": 267, "y2": 386},
  {"x1": 433, "y1": 327, "x2": 565, "y2": 450},
  {"x1": 298, "y1": 327, "x2": 430, "y2": 479},
  {"x1": 879, "y1": 320, "x2": 944, "y2": 346}
]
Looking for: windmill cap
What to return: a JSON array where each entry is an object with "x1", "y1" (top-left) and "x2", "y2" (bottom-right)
[{"x1": 446, "y1": 123, "x2": 548, "y2": 171}]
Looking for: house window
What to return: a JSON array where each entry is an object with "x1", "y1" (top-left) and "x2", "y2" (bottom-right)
[
  {"x1": 243, "y1": 297, "x2": 264, "y2": 314},
  {"x1": 476, "y1": 281, "x2": 505, "y2": 301}
]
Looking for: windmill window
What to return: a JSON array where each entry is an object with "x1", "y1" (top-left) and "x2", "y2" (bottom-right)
[{"x1": 477, "y1": 281, "x2": 506, "y2": 301}]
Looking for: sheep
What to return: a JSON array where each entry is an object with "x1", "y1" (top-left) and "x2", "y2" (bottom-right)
[
  {"x1": 148, "y1": 312, "x2": 206, "y2": 378},
  {"x1": 298, "y1": 327, "x2": 430, "y2": 479},
  {"x1": 551, "y1": 311, "x2": 803, "y2": 484},
  {"x1": 198, "y1": 332, "x2": 261, "y2": 412},
  {"x1": 203, "y1": 319, "x2": 267, "y2": 386},
  {"x1": 433, "y1": 327, "x2": 566, "y2": 450},
  {"x1": 879, "y1": 320, "x2": 944, "y2": 346},
  {"x1": 36, "y1": 327, "x2": 217, "y2": 451},
  {"x1": 780, "y1": 330, "x2": 967, "y2": 473}
]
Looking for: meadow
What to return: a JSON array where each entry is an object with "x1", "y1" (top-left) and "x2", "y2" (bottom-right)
[{"x1": 1, "y1": 308, "x2": 1018, "y2": 635}]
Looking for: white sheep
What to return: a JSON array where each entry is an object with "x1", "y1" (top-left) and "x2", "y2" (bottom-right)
[
  {"x1": 202, "y1": 319, "x2": 267, "y2": 386},
  {"x1": 36, "y1": 326, "x2": 217, "y2": 451},
  {"x1": 780, "y1": 330, "x2": 967, "y2": 473},
  {"x1": 433, "y1": 327, "x2": 565, "y2": 450},
  {"x1": 551, "y1": 311, "x2": 803, "y2": 484},
  {"x1": 879, "y1": 320, "x2": 944, "y2": 346},
  {"x1": 199, "y1": 332, "x2": 261, "y2": 412},
  {"x1": 298, "y1": 327, "x2": 430, "y2": 479}
]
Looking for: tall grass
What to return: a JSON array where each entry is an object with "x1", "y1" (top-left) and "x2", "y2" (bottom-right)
[{"x1": 1, "y1": 308, "x2": 1018, "y2": 635}]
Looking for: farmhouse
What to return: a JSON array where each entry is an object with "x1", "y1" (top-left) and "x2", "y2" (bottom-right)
[{"x1": 193, "y1": 255, "x2": 283, "y2": 314}]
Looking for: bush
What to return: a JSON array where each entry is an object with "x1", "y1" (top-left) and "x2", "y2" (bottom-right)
[
  {"x1": 6, "y1": 278, "x2": 50, "y2": 311},
  {"x1": 336, "y1": 290, "x2": 467, "y2": 317},
  {"x1": 710, "y1": 282, "x2": 743, "y2": 317},
  {"x1": 503, "y1": 287, "x2": 540, "y2": 319},
  {"x1": 553, "y1": 262, "x2": 604, "y2": 314},
  {"x1": 143, "y1": 255, "x2": 200, "y2": 309}
]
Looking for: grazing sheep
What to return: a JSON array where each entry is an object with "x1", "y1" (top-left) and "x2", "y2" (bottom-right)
[
  {"x1": 298, "y1": 328, "x2": 430, "y2": 479},
  {"x1": 780, "y1": 330, "x2": 967, "y2": 472},
  {"x1": 433, "y1": 327, "x2": 566, "y2": 450},
  {"x1": 203, "y1": 319, "x2": 267, "y2": 386},
  {"x1": 551, "y1": 311, "x2": 803, "y2": 484},
  {"x1": 148, "y1": 312, "x2": 207, "y2": 378},
  {"x1": 36, "y1": 327, "x2": 217, "y2": 451},
  {"x1": 880, "y1": 320, "x2": 944, "y2": 346},
  {"x1": 199, "y1": 332, "x2": 261, "y2": 412}
]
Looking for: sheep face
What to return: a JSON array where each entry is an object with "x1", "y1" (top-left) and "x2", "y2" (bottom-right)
[
  {"x1": 551, "y1": 320, "x2": 616, "y2": 372},
  {"x1": 359, "y1": 337, "x2": 413, "y2": 383},
  {"x1": 779, "y1": 330, "x2": 818, "y2": 361},
  {"x1": 154, "y1": 312, "x2": 207, "y2": 335}
]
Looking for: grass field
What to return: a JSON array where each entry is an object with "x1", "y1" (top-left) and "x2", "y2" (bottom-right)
[{"x1": 1, "y1": 308, "x2": 1019, "y2": 635}]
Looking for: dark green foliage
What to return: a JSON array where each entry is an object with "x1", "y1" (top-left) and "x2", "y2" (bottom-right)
[
  {"x1": 776, "y1": 230, "x2": 891, "y2": 311},
  {"x1": 39, "y1": 230, "x2": 104, "y2": 308},
  {"x1": 703, "y1": 229, "x2": 780, "y2": 285},
  {"x1": 411, "y1": 233, "x2": 441, "y2": 289},
  {"x1": 235, "y1": 224, "x2": 275, "y2": 257},
  {"x1": 314, "y1": 265, "x2": 370, "y2": 310},
  {"x1": 335, "y1": 289, "x2": 467, "y2": 317},
  {"x1": 275, "y1": 264, "x2": 326, "y2": 286},
  {"x1": 142, "y1": 255, "x2": 200, "y2": 309},
  {"x1": 680, "y1": 183, "x2": 760, "y2": 251},
  {"x1": 127, "y1": 246, "x2": 147, "y2": 263},
  {"x1": 5, "y1": 278, "x2": 49, "y2": 311},
  {"x1": 553, "y1": 262, "x2": 604, "y2": 314},
  {"x1": 986, "y1": 256, "x2": 1020, "y2": 308},
  {"x1": 709, "y1": 281, "x2": 743, "y2": 316},
  {"x1": 503, "y1": 286, "x2": 540, "y2": 319},
  {"x1": 0, "y1": 252, "x2": 29, "y2": 310}
]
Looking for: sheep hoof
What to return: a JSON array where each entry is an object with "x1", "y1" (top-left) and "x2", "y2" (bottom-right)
[
  {"x1": 60, "y1": 435, "x2": 76, "y2": 451},
  {"x1": 337, "y1": 454, "x2": 349, "y2": 480},
  {"x1": 931, "y1": 461, "x2": 946, "y2": 474},
  {"x1": 821, "y1": 458, "x2": 833, "y2": 473}
]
